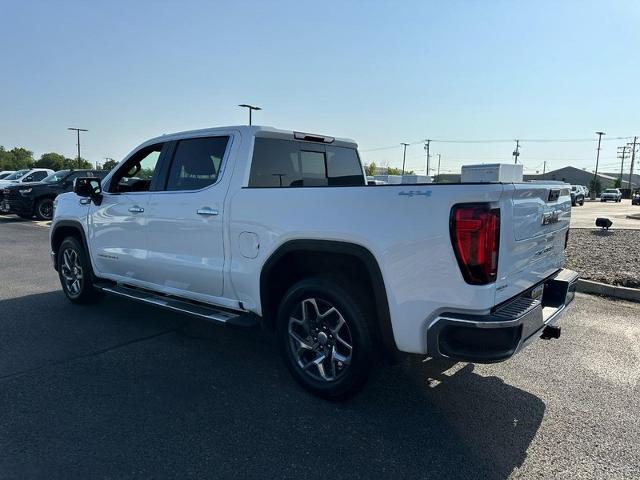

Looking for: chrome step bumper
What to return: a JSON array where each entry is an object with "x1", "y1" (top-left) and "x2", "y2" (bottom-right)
[{"x1": 426, "y1": 268, "x2": 579, "y2": 363}]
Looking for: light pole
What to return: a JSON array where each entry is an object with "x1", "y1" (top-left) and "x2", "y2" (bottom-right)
[
  {"x1": 591, "y1": 131, "x2": 605, "y2": 199},
  {"x1": 68, "y1": 127, "x2": 88, "y2": 166},
  {"x1": 512, "y1": 139, "x2": 520, "y2": 164},
  {"x1": 238, "y1": 104, "x2": 261, "y2": 125},
  {"x1": 424, "y1": 139, "x2": 431, "y2": 176},
  {"x1": 436, "y1": 153, "x2": 441, "y2": 182},
  {"x1": 401, "y1": 143, "x2": 409, "y2": 175}
]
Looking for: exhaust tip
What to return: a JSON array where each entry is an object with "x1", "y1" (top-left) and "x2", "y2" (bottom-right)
[{"x1": 541, "y1": 325, "x2": 561, "y2": 340}]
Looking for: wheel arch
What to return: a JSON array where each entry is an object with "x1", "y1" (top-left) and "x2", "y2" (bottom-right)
[
  {"x1": 259, "y1": 239, "x2": 399, "y2": 359},
  {"x1": 50, "y1": 220, "x2": 90, "y2": 272}
]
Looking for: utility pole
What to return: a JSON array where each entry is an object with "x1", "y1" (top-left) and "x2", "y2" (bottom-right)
[
  {"x1": 401, "y1": 143, "x2": 409, "y2": 175},
  {"x1": 436, "y1": 154, "x2": 441, "y2": 183},
  {"x1": 543, "y1": 160, "x2": 547, "y2": 176},
  {"x1": 67, "y1": 127, "x2": 88, "y2": 166},
  {"x1": 238, "y1": 104, "x2": 261, "y2": 125},
  {"x1": 591, "y1": 131, "x2": 606, "y2": 199},
  {"x1": 617, "y1": 146, "x2": 630, "y2": 185},
  {"x1": 628, "y1": 136, "x2": 637, "y2": 191},
  {"x1": 424, "y1": 139, "x2": 431, "y2": 176},
  {"x1": 512, "y1": 139, "x2": 520, "y2": 164}
]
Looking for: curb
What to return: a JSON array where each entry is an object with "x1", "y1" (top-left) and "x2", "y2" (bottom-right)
[{"x1": 576, "y1": 279, "x2": 640, "y2": 303}]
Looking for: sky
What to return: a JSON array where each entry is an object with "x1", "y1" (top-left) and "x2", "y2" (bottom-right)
[{"x1": 1, "y1": 0, "x2": 639, "y2": 176}]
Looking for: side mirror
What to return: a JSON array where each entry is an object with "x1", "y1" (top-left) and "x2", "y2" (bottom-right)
[{"x1": 74, "y1": 177, "x2": 103, "y2": 205}]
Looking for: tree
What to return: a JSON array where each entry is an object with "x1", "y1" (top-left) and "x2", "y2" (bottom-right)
[
  {"x1": 589, "y1": 178, "x2": 602, "y2": 197},
  {"x1": 364, "y1": 162, "x2": 377, "y2": 176},
  {"x1": 35, "y1": 152, "x2": 66, "y2": 171},
  {"x1": 0, "y1": 146, "x2": 35, "y2": 170},
  {"x1": 103, "y1": 158, "x2": 118, "y2": 171},
  {"x1": 387, "y1": 167, "x2": 415, "y2": 175},
  {"x1": 63, "y1": 157, "x2": 93, "y2": 169},
  {"x1": 614, "y1": 177, "x2": 622, "y2": 188}
]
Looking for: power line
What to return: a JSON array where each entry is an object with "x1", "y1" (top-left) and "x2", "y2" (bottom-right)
[{"x1": 360, "y1": 135, "x2": 635, "y2": 152}]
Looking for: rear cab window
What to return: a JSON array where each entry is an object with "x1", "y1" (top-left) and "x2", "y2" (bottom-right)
[{"x1": 249, "y1": 138, "x2": 364, "y2": 188}]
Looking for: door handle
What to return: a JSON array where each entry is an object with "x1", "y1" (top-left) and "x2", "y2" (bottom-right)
[
  {"x1": 197, "y1": 207, "x2": 219, "y2": 216},
  {"x1": 128, "y1": 206, "x2": 144, "y2": 213}
]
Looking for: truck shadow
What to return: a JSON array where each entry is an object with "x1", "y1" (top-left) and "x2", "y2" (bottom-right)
[{"x1": 0, "y1": 292, "x2": 545, "y2": 479}]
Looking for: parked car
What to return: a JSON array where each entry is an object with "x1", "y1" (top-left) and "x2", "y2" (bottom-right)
[
  {"x1": 632, "y1": 191, "x2": 640, "y2": 205},
  {"x1": 570, "y1": 185, "x2": 586, "y2": 206},
  {"x1": 50, "y1": 126, "x2": 577, "y2": 399},
  {"x1": 0, "y1": 170, "x2": 16, "y2": 180},
  {"x1": 600, "y1": 188, "x2": 623, "y2": 202},
  {"x1": 0, "y1": 168, "x2": 54, "y2": 189},
  {"x1": 0, "y1": 169, "x2": 107, "y2": 220}
]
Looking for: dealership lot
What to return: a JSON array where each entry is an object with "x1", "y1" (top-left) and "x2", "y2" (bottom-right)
[
  {"x1": 570, "y1": 198, "x2": 640, "y2": 229},
  {"x1": 0, "y1": 219, "x2": 639, "y2": 479}
]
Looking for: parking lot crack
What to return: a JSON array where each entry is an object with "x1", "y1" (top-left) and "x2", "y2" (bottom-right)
[{"x1": 0, "y1": 325, "x2": 185, "y2": 382}]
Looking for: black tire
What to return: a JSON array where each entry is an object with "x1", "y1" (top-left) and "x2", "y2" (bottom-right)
[
  {"x1": 276, "y1": 276, "x2": 374, "y2": 400},
  {"x1": 579, "y1": 199, "x2": 584, "y2": 206},
  {"x1": 35, "y1": 197, "x2": 54, "y2": 220},
  {"x1": 57, "y1": 236, "x2": 102, "y2": 304}
]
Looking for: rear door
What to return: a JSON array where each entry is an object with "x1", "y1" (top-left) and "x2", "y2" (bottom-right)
[
  {"x1": 143, "y1": 135, "x2": 232, "y2": 300},
  {"x1": 495, "y1": 183, "x2": 571, "y2": 304}
]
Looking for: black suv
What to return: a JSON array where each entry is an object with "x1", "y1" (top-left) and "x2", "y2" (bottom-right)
[{"x1": 0, "y1": 169, "x2": 107, "y2": 220}]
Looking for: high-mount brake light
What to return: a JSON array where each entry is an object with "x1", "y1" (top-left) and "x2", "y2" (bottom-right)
[
  {"x1": 450, "y1": 204, "x2": 500, "y2": 285},
  {"x1": 293, "y1": 132, "x2": 335, "y2": 143}
]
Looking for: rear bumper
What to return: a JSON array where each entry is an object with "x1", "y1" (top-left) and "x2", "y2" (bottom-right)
[{"x1": 426, "y1": 268, "x2": 579, "y2": 363}]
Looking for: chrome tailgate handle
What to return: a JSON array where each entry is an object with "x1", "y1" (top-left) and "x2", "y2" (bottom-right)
[{"x1": 197, "y1": 207, "x2": 219, "y2": 216}]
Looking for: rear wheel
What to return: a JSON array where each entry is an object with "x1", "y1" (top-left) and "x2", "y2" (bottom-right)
[
  {"x1": 57, "y1": 237, "x2": 102, "y2": 304},
  {"x1": 277, "y1": 277, "x2": 374, "y2": 400},
  {"x1": 579, "y1": 198, "x2": 584, "y2": 206},
  {"x1": 35, "y1": 198, "x2": 54, "y2": 220}
]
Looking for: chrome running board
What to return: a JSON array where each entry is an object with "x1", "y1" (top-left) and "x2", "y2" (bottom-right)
[{"x1": 98, "y1": 283, "x2": 258, "y2": 328}]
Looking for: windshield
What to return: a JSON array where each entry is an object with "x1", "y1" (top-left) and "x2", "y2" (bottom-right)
[
  {"x1": 0, "y1": 172, "x2": 12, "y2": 180},
  {"x1": 4, "y1": 169, "x2": 29, "y2": 180},
  {"x1": 604, "y1": 189, "x2": 618, "y2": 193},
  {"x1": 42, "y1": 170, "x2": 71, "y2": 183}
]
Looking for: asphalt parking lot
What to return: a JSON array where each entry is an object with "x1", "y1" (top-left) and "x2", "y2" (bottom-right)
[
  {"x1": 1, "y1": 217, "x2": 639, "y2": 479},
  {"x1": 570, "y1": 198, "x2": 640, "y2": 229}
]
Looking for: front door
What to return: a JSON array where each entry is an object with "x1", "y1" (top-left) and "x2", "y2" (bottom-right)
[
  {"x1": 144, "y1": 135, "x2": 231, "y2": 300},
  {"x1": 87, "y1": 143, "x2": 165, "y2": 283}
]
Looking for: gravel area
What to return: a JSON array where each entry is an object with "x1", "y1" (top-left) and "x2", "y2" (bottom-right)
[{"x1": 566, "y1": 229, "x2": 640, "y2": 288}]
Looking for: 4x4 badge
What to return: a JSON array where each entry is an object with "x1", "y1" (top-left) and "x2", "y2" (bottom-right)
[{"x1": 399, "y1": 190, "x2": 432, "y2": 198}]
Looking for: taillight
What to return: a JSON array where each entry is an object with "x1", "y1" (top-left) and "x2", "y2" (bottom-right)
[{"x1": 450, "y1": 204, "x2": 500, "y2": 285}]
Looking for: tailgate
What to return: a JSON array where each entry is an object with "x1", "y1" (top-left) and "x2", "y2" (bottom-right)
[{"x1": 494, "y1": 183, "x2": 571, "y2": 304}]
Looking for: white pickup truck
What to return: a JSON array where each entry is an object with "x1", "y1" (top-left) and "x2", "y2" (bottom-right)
[{"x1": 50, "y1": 126, "x2": 578, "y2": 398}]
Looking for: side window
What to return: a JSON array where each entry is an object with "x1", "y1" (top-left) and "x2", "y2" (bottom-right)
[
  {"x1": 249, "y1": 138, "x2": 302, "y2": 187},
  {"x1": 165, "y1": 136, "x2": 229, "y2": 191},
  {"x1": 249, "y1": 138, "x2": 364, "y2": 187},
  {"x1": 326, "y1": 146, "x2": 365, "y2": 186},
  {"x1": 109, "y1": 144, "x2": 163, "y2": 193}
]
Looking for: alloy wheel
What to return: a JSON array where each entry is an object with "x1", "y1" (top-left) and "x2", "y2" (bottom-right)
[
  {"x1": 60, "y1": 247, "x2": 83, "y2": 296},
  {"x1": 287, "y1": 298, "x2": 353, "y2": 382}
]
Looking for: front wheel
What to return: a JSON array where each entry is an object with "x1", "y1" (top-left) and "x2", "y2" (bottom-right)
[
  {"x1": 277, "y1": 277, "x2": 374, "y2": 400},
  {"x1": 579, "y1": 199, "x2": 584, "y2": 206},
  {"x1": 35, "y1": 198, "x2": 54, "y2": 220},
  {"x1": 57, "y1": 237, "x2": 102, "y2": 304}
]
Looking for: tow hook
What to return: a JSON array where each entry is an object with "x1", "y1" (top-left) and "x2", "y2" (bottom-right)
[{"x1": 541, "y1": 325, "x2": 561, "y2": 340}]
